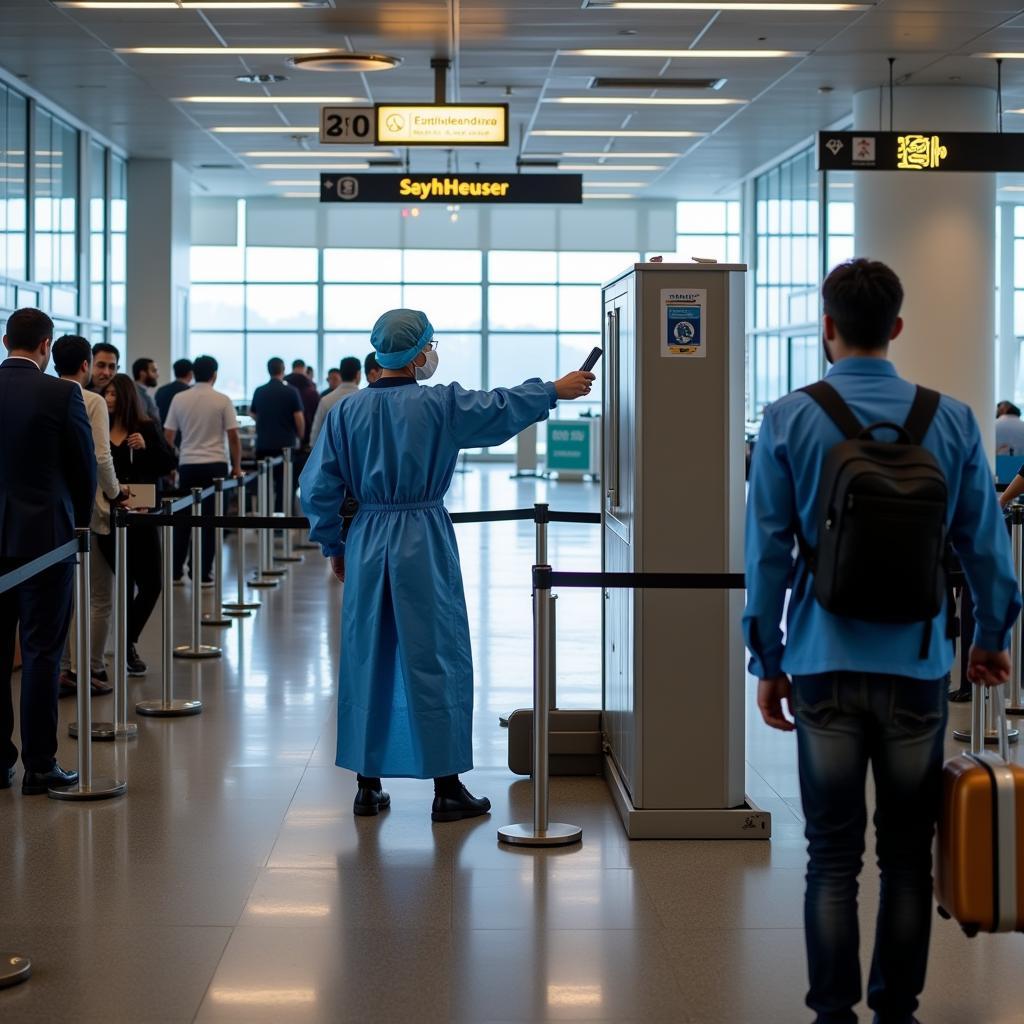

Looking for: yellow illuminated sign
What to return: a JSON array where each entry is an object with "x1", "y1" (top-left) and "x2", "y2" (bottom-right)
[
  {"x1": 398, "y1": 176, "x2": 511, "y2": 199},
  {"x1": 376, "y1": 104, "x2": 509, "y2": 146},
  {"x1": 897, "y1": 134, "x2": 948, "y2": 170}
]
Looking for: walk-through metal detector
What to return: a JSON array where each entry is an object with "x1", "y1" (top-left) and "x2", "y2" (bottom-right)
[
  {"x1": 506, "y1": 262, "x2": 770, "y2": 841},
  {"x1": 601, "y1": 262, "x2": 767, "y2": 839}
]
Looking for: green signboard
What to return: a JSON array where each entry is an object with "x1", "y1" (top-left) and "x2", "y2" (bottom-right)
[{"x1": 547, "y1": 419, "x2": 595, "y2": 474}]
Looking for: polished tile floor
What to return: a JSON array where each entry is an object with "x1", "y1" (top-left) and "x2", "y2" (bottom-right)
[{"x1": 2, "y1": 466, "x2": 1023, "y2": 1023}]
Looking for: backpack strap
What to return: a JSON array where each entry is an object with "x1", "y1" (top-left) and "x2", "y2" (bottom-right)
[
  {"x1": 903, "y1": 386, "x2": 941, "y2": 445},
  {"x1": 800, "y1": 381, "x2": 863, "y2": 440}
]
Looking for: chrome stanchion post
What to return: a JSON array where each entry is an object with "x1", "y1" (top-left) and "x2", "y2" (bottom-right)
[
  {"x1": 498, "y1": 562, "x2": 582, "y2": 848},
  {"x1": 262, "y1": 459, "x2": 287, "y2": 578},
  {"x1": 174, "y1": 488, "x2": 221, "y2": 658},
  {"x1": 137, "y1": 500, "x2": 203, "y2": 717},
  {"x1": 113, "y1": 507, "x2": 136, "y2": 738},
  {"x1": 51, "y1": 529, "x2": 126, "y2": 800},
  {"x1": 275, "y1": 447, "x2": 302, "y2": 563},
  {"x1": 249, "y1": 462, "x2": 278, "y2": 589},
  {"x1": 225, "y1": 475, "x2": 260, "y2": 612},
  {"x1": 201, "y1": 479, "x2": 231, "y2": 628},
  {"x1": 1008, "y1": 505, "x2": 1024, "y2": 715}
]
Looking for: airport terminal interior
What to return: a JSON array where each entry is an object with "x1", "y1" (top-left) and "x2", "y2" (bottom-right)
[{"x1": 5, "y1": 1, "x2": 1024, "y2": 1022}]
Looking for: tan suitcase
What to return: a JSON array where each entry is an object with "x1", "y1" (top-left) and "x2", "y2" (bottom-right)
[{"x1": 935, "y1": 684, "x2": 1024, "y2": 935}]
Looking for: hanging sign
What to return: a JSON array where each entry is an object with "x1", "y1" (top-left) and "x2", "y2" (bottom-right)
[
  {"x1": 818, "y1": 130, "x2": 1024, "y2": 172},
  {"x1": 319, "y1": 106, "x2": 376, "y2": 144},
  {"x1": 320, "y1": 172, "x2": 583, "y2": 204},
  {"x1": 375, "y1": 103, "x2": 509, "y2": 147},
  {"x1": 661, "y1": 288, "x2": 706, "y2": 358}
]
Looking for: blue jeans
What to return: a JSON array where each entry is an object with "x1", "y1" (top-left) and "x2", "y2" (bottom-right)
[{"x1": 791, "y1": 672, "x2": 948, "y2": 1024}]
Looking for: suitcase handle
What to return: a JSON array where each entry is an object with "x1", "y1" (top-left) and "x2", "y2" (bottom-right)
[{"x1": 972, "y1": 682, "x2": 1011, "y2": 761}]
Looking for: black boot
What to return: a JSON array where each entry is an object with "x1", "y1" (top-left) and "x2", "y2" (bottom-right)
[
  {"x1": 353, "y1": 774, "x2": 390, "y2": 817},
  {"x1": 431, "y1": 775, "x2": 491, "y2": 823}
]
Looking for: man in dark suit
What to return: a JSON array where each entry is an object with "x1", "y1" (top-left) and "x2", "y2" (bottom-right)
[
  {"x1": 0, "y1": 308, "x2": 96, "y2": 794},
  {"x1": 155, "y1": 357, "x2": 193, "y2": 425}
]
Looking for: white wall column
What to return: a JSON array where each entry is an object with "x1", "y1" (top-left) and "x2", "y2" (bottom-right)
[
  {"x1": 126, "y1": 159, "x2": 191, "y2": 380},
  {"x1": 853, "y1": 86, "x2": 997, "y2": 456},
  {"x1": 998, "y1": 202, "x2": 1018, "y2": 405}
]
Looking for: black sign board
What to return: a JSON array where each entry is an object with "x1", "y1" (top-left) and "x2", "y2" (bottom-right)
[
  {"x1": 818, "y1": 131, "x2": 1024, "y2": 173},
  {"x1": 320, "y1": 172, "x2": 583, "y2": 204}
]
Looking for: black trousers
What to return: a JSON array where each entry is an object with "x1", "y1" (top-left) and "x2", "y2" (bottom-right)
[
  {"x1": 173, "y1": 462, "x2": 227, "y2": 581},
  {"x1": 0, "y1": 559, "x2": 74, "y2": 772},
  {"x1": 98, "y1": 522, "x2": 162, "y2": 645}
]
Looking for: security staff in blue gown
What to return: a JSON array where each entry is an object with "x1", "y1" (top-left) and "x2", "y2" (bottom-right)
[{"x1": 300, "y1": 309, "x2": 595, "y2": 821}]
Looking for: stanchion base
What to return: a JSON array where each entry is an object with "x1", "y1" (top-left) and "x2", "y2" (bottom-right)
[
  {"x1": 223, "y1": 600, "x2": 261, "y2": 610},
  {"x1": 115, "y1": 722, "x2": 139, "y2": 739},
  {"x1": 173, "y1": 644, "x2": 222, "y2": 659},
  {"x1": 48, "y1": 777, "x2": 127, "y2": 801},
  {"x1": 0, "y1": 953, "x2": 31, "y2": 989},
  {"x1": 274, "y1": 554, "x2": 303, "y2": 563},
  {"x1": 201, "y1": 615, "x2": 233, "y2": 627},
  {"x1": 952, "y1": 727, "x2": 1020, "y2": 745},
  {"x1": 497, "y1": 822, "x2": 583, "y2": 847},
  {"x1": 136, "y1": 698, "x2": 203, "y2": 717},
  {"x1": 224, "y1": 608, "x2": 254, "y2": 618},
  {"x1": 295, "y1": 542, "x2": 318, "y2": 550},
  {"x1": 69, "y1": 720, "x2": 115, "y2": 741},
  {"x1": 262, "y1": 568, "x2": 287, "y2": 577},
  {"x1": 1006, "y1": 705, "x2": 1024, "y2": 716},
  {"x1": 248, "y1": 577, "x2": 278, "y2": 589}
]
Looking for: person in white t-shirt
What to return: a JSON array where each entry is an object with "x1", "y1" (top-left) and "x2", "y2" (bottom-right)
[
  {"x1": 52, "y1": 335, "x2": 128, "y2": 696},
  {"x1": 163, "y1": 355, "x2": 241, "y2": 585}
]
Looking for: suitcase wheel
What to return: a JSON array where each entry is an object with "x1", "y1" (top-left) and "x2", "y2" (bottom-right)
[
  {"x1": 961, "y1": 924, "x2": 980, "y2": 939},
  {"x1": 936, "y1": 906, "x2": 951, "y2": 921}
]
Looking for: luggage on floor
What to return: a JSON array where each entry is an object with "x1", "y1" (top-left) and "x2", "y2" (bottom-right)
[{"x1": 935, "y1": 683, "x2": 1024, "y2": 936}]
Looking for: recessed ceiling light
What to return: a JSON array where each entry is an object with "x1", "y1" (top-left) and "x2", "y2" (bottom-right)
[
  {"x1": 532, "y1": 129, "x2": 704, "y2": 138},
  {"x1": 178, "y1": 96, "x2": 366, "y2": 104},
  {"x1": 583, "y1": 193, "x2": 636, "y2": 199},
  {"x1": 117, "y1": 47, "x2": 336, "y2": 55},
  {"x1": 583, "y1": 1, "x2": 868, "y2": 9},
  {"x1": 561, "y1": 48, "x2": 806, "y2": 58},
  {"x1": 256, "y1": 162, "x2": 370, "y2": 169},
  {"x1": 236, "y1": 74, "x2": 289, "y2": 84},
  {"x1": 212, "y1": 126, "x2": 319, "y2": 133},
  {"x1": 289, "y1": 53, "x2": 402, "y2": 72},
  {"x1": 243, "y1": 150, "x2": 396, "y2": 158},
  {"x1": 560, "y1": 163, "x2": 664, "y2": 170},
  {"x1": 544, "y1": 96, "x2": 745, "y2": 105}
]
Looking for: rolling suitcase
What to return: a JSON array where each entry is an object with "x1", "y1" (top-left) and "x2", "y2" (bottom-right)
[{"x1": 935, "y1": 683, "x2": 1024, "y2": 936}]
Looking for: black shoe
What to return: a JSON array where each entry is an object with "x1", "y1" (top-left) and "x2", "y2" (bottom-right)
[
  {"x1": 0, "y1": 766, "x2": 14, "y2": 790},
  {"x1": 127, "y1": 644, "x2": 147, "y2": 676},
  {"x1": 201, "y1": 577, "x2": 214, "y2": 588},
  {"x1": 353, "y1": 786, "x2": 391, "y2": 817},
  {"x1": 22, "y1": 763, "x2": 78, "y2": 796},
  {"x1": 90, "y1": 670, "x2": 112, "y2": 696},
  {"x1": 431, "y1": 784, "x2": 491, "y2": 823},
  {"x1": 949, "y1": 689, "x2": 973, "y2": 703}
]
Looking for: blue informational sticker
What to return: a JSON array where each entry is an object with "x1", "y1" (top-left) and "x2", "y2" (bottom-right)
[{"x1": 661, "y1": 288, "x2": 707, "y2": 358}]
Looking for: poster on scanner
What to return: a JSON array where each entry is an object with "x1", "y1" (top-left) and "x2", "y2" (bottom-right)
[{"x1": 661, "y1": 289, "x2": 707, "y2": 358}]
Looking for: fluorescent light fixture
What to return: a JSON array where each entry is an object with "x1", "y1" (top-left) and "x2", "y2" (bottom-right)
[
  {"x1": 268, "y1": 179, "x2": 319, "y2": 185},
  {"x1": 974, "y1": 53, "x2": 1024, "y2": 59},
  {"x1": 256, "y1": 162, "x2": 369, "y2": 169},
  {"x1": 583, "y1": 193, "x2": 637, "y2": 199},
  {"x1": 587, "y1": 1, "x2": 868, "y2": 9},
  {"x1": 242, "y1": 150, "x2": 395, "y2": 158},
  {"x1": 544, "y1": 96, "x2": 745, "y2": 106},
  {"x1": 583, "y1": 181, "x2": 649, "y2": 187},
  {"x1": 58, "y1": 1, "x2": 329, "y2": 7},
  {"x1": 282, "y1": 192, "x2": 320, "y2": 198},
  {"x1": 117, "y1": 47, "x2": 336, "y2": 55},
  {"x1": 1000, "y1": 185, "x2": 1024, "y2": 192},
  {"x1": 212, "y1": 126, "x2": 319, "y2": 134},
  {"x1": 561, "y1": 48, "x2": 806, "y2": 58},
  {"x1": 178, "y1": 96, "x2": 366, "y2": 104},
  {"x1": 829, "y1": 181, "x2": 853, "y2": 188},
  {"x1": 560, "y1": 162, "x2": 664, "y2": 170},
  {"x1": 209, "y1": 989, "x2": 317, "y2": 1006},
  {"x1": 560, "y1": 150, "x2": 682, "y2": 157},
  {"x1": 532, "y1": 129, "x2": 703, "y2": 138}
]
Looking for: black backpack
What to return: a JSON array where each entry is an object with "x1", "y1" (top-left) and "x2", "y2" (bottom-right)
[{"x1": 796, "y1": 381, "x2": 949, "y2": 652}]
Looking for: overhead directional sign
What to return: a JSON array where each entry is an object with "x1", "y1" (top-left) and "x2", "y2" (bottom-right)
[
  {"x1": 320, "y1": 172, "x2": 582, "y2": 204},
  {"x1": 818, "y1": 130, "x2": 1024, "y2": 173},
  {"x1": 375, "y1": 103, "x2": 509, "y2": 147},
  {"x1": 320, "y1": 106, "x2": 376, "y2": 144}
]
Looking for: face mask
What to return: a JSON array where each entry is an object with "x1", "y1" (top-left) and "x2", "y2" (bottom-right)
[{"x1": 415, "y1": 348, "x2": 438, "y2": 381}]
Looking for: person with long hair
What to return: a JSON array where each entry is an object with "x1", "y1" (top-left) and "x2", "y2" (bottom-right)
[{"x1": 100, "y1": 373, "x2": 177, "y2": 676}]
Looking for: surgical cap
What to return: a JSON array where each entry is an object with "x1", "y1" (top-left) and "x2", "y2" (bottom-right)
[{"x1": 370, "y1": 309, "x2": 434, "y2": 370}]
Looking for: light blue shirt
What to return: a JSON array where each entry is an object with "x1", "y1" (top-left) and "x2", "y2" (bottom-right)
[{"x1": 744, "y1": 357, "x2": 1022, "y2": 680}]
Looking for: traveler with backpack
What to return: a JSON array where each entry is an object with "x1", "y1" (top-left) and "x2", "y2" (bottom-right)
[{"x1": 744, "y1": 259, "x2": 1021, "y2": 1024}]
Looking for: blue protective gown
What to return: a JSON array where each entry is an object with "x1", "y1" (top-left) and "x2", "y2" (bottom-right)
[{"x1": 299, "y1": 376, "x2": 558, "y2": 779}]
